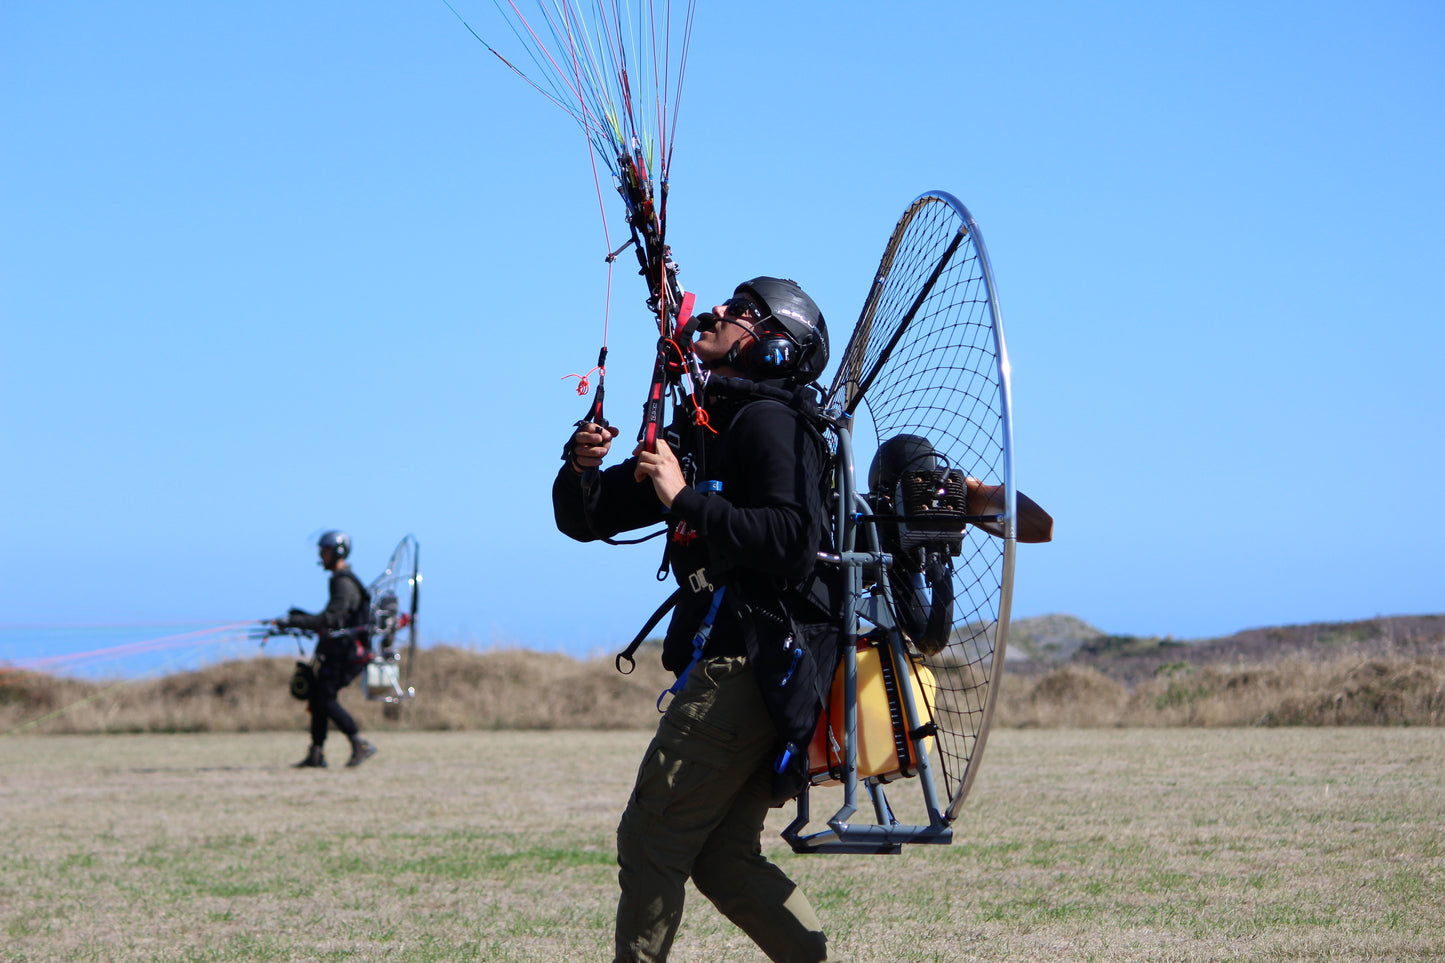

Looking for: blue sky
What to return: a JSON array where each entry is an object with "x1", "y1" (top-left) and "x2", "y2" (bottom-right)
[{"x1": 3, "y1": 1, "x2": 1441, "y2": 675}]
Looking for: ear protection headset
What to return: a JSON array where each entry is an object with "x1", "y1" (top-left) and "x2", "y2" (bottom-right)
[
  {"x1": 721, "y1": 323, "x2": 803, "y2": 378},
  {"x1": 318, "y1": 530, "x2": 351, "y2": 560}
]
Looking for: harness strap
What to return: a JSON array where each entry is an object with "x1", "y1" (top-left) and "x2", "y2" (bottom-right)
[
  {"x1": 656, "y1": 587, "x2": 725, "y2": 712},
  {"x1": 614, "y1": 588, "x2": 681, "y2": 675}
]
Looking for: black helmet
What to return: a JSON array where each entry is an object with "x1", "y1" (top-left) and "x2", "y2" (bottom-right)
[
  {"x1": 318, "y1": 530, "x2": 351, "y2": 560},
  {"x1": 728, "y1": 276, "x2": 829, "y2": 383}
]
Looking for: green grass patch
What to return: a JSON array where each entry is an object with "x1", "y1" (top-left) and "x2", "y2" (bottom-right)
[{"x1": 1, "y1": 729, "x2": 1441, "y2": 962}]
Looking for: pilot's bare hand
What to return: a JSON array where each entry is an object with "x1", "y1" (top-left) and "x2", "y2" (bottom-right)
[
  {"x1": 633, "y1": 439, "x2": 686, "y2": 508},
  {"x1": 570, "y1": 421, "x2": 620, "y2": 473}
]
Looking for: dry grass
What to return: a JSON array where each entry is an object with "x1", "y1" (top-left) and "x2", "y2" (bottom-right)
[
  {"x1": 6, "y1": 641, "x2": 1444, "y2": 738},
  {"x1": 0, "y1": 645, "x2": 677, "y2": 736},
  {"x1": 996, "y1": 651, "x2": 1445, "y2": 728},
  {"x1": 1, "y1": 728, "x2": 1441, "y2": 962}
]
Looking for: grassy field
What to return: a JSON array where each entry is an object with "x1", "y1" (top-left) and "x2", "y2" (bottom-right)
[{"x1": 2, "y1": 728, "x2": 1442, "y2": 962}]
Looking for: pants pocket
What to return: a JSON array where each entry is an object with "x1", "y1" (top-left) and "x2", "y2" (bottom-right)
[{"x1": 629, "y1": 741, "x2": 717, "y2": 821}]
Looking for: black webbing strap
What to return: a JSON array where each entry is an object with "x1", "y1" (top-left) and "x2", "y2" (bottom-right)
[
  {"x1": 875, "y1": 639, "x2": 913, "y2": 771},
  {"x1": 615, "y1": 588, "x2": 681, "y2": 674}
]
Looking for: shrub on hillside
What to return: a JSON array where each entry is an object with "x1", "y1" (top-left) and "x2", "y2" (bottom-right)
[
  {"x1": 995, "y1": 666, "x2": 1128, "y2": 728},
  {"x1": 1263, "y1": 656, "x2": 1445, "y2": 726},
  {"x1": 5, "y1": 642, "x2": 1442, "y2": 735}
]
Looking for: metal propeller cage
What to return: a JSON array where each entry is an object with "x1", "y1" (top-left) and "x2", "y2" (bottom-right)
[
  {"x1": 361, "y1": 534, "x2": 421, "y2": 716},
  {"x1": 784, "y1": 192, "x2": 1016, "y2": 854}
]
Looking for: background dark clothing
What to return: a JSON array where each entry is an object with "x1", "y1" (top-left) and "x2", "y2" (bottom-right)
[
  {"x1": 309, "y1": 660, "x2": 362, "y2": 746},
  {"x1": 287, "y1": 569, "x2": 369, "y2": 632},
  {"x1": 288, "y1": 568, "x2": 371, "y2": 667},
  {"x1": 288, "y1": 567, "x2": 371, "y2": 747}
]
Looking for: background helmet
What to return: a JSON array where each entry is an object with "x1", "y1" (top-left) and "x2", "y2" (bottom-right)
[
  {"x1": 727, "y1": 276, "x2": 829, "y2": 383},
  {"x1": 318, "y1": 530, "x2": 351, "y2": 560}
]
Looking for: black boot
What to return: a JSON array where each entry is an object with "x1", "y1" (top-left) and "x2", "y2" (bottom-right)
[
  {"x1": 346, "y1": 735, "x2": 377, "y2": 768},
  {"x1": 294, "y1": 744, "x2": 327, "y2": 768}
]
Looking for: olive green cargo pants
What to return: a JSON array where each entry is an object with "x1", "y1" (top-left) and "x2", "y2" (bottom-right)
[{"x1": 614, "y1": 656, "x2": 834, "y2": 963}]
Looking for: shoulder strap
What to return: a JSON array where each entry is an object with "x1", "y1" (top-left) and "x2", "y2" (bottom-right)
[
  {"x1": 704, "y1": 377, "x2": 830, "y2": 430},
  {"x1": 339, "y1": 569, "x2": 370, "y2": 601},
  {"x1": 335, "y1": 570, "x2": 371, "y2": 628}
]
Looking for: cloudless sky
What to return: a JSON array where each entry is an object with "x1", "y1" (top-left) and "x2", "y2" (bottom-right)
[{"x1": 3, "y1": 1, "x2": 1442, "y2": 676}]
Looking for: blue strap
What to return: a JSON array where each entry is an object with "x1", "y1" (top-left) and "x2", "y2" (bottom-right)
[
  {"x1": 774, "y1": 745, "x2": 795, "y2": 774},
  {"x1": 657, "y1": 587, "x2": 726, "y2": 711},
  {"x1": 777, "y1": 643, "x2": 803, "y2": 687},
  {"x1": 772, "y1": 638, "x2": 806, "y2": 774}
]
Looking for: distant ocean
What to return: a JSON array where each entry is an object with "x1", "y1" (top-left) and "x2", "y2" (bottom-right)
[{"x1": 0, "y1": 622, "x2": 272, "y2": 681}]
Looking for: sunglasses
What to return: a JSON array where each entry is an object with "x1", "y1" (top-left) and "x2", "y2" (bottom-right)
[
  {"x1": 695, "y1": 296, "x2": 767, "y2": 334},
  {"x1": 696, "y1": 294, "x2": 774, "y2": 332},
  {"x1": 721, "y1": 296, "x2": 766, "y2": 321}
]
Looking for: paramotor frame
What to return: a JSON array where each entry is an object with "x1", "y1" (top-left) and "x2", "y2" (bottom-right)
[
  {"x1": 783, "y1": 191, "x2": 1016, "y2": 853},
  {"x1": 363, "y1": 534, "x2": 422, "y2": 716}
]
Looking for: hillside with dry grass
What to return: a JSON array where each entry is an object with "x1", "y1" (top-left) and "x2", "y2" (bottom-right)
[
  {"x1": 996, "y1": 613, "x2": 1445, "y2": 727},
  {"x1": 3, "y1": 616, "x2": 1443, "y2": 735},
  {"x1": 0, "y1": 644, "x2": 677, "y2": 736}
]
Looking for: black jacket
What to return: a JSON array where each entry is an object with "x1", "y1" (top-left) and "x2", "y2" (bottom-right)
[
  {"x1": 288, "y1": 569, "x2": 371, "y2": 658},
  {"x1": 553, "y1": 377, "x2": 830, "y2": 673}
]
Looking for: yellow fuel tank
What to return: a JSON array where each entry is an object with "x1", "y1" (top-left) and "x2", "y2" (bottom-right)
[{"x1": 808, "y1": 637, "x2": 937, "y2": 786}]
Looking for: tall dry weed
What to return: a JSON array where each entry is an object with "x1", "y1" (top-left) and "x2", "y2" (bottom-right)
[
  {"x1": 0, "y1": 644, "x2": 678, "y2": 736},
  {"x1": 5, "y1": 643, "x2": 1443, "y2": 736},
  {"x1": 995, "y1": 665, "x2": 1128, "y2": 728},
  {"x1": 1263, "y1": 655, "x2": 1445, "y2": 725},
  {"x1": 404, "y1": 644, "x2": 673, "y2": 730},
  {"x1": 993, "y1": 651, "x2": 1445, "y2": 728}
]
